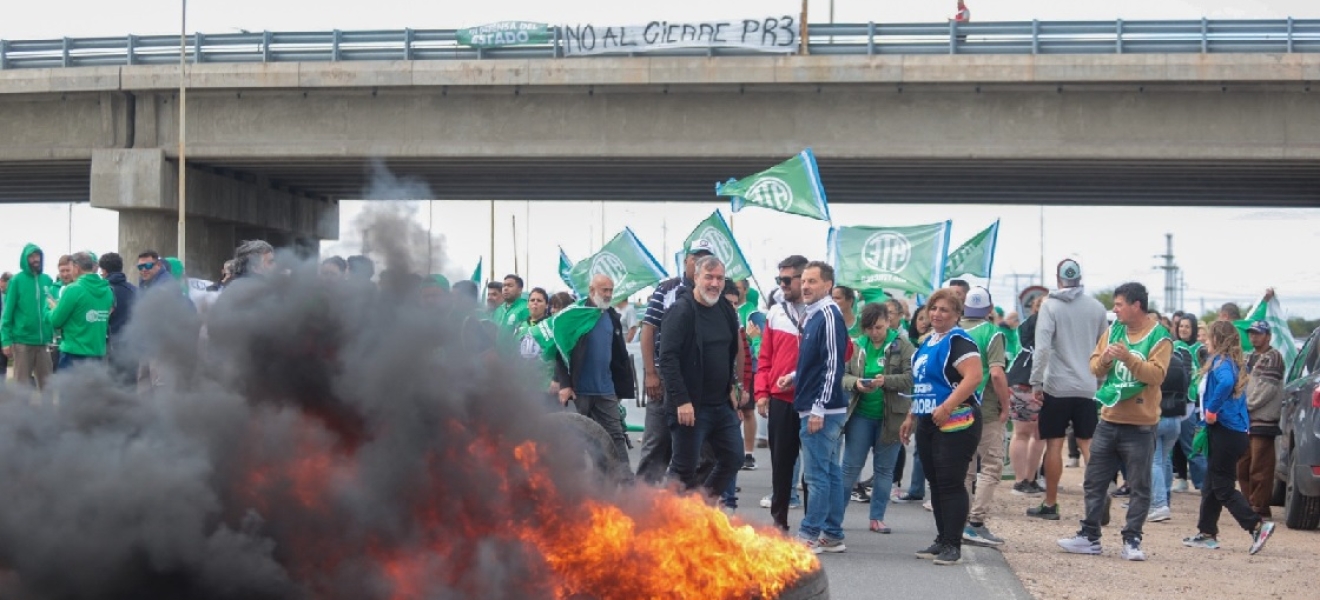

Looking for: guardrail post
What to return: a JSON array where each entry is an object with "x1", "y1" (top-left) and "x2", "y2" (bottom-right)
[
  {"x1": 0, "y1": 40, "x2": 7, "y2": 70},
  {"x1": 868, "y1": 22, "x2": 876, "y2": 55},
  {"x1": 332, "y1": 29, "x2": 341, "y2": 61},
  {"x1": 1115, "y1": 19, "x2": 1123, "y2": 54},
  {"x1": 1287, "y1": 17, "x2": 1294, "y2": 53},
  {"x1": 404, "y1": 28, "x2": 413, "y2": 60},
  {"x1": 193, "y1": 33, "x2": 202, "y2": 64},
  {"x1": 1032, "y1": 20, "x2": 1040, "y2": 54},
  {"x1": 263, "y1": 30, "x2": 271, "y2": 63},
  {"x1": 1201, "y1": 18, "x2": 1208, "y2": 53},
  {"x1": 126, "y1": 35, "x2": 135, "y2": 65},
  {"x1": 62, "y1": 37, "x2": 70, "y2": 67},
  {"x1": 950, "y1": 22, "x2": 957, "y2": 54},
  {"x1": 554, "y1": 26, "x2": 562, "y2": 58}
]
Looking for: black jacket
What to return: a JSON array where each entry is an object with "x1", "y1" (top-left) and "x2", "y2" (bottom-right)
[
  {"x1": 553, "y1": 301, "x2": 636, "y2": 399},
  {"x1": 658, "y1": 291, "x2": 740, "y2": 408},
  {"x1": 104, "y1": 272, "x2": 137, "y2": 339}
]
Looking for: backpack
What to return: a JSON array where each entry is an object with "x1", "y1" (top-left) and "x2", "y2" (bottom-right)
[{"x1": 1160, "y1": 345, "x2": 1192, "y2": 418}]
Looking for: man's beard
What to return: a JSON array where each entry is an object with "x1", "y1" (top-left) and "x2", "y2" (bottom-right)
[
  {"x1": 698, "y1": 291, "x2": 720, "y2": 306},
  {"x1": 592, "y1": 294, "x2": 610, "y2": 307}
]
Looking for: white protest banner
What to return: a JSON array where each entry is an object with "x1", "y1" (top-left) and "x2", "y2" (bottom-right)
[{"x1": 562, "y1": 16, "x2": 800, "y2": 56}]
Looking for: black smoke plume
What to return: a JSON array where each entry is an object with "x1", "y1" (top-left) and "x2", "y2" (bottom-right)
[{"x1": 0, "y1": 197, "x2": 605, "y2": 599}]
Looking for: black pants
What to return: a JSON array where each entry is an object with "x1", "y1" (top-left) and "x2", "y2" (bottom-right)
[
  {"x1": 768, "y1": 398, "x2": 803, "y2": 530},
  {"x1": 1198, "y1": 424, "x2": 1261, "y2": 537},
  {"x1": 894, "y1": 445, "x2": 907, "y2": 485},
  {"x1": 667, "y1": 403, "x2": 743, "y2": 499},
  {"x1": 915, "y1": 406, "x2": 982, "y2": 548}
]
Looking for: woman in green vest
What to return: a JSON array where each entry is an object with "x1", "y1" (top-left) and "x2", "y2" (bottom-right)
[
  {"x1": 514, "y1": 287, "x2": 557, "y2": 410},
  {"x1": 841, "y1": 302, "x2": 916, "y2": 534},
  {"x1": 833, "y1": 285, "x2": 862, "y2": 339},
  {"x1": 1172, "y1": 314, "x2": 1209, "y2": 491}
]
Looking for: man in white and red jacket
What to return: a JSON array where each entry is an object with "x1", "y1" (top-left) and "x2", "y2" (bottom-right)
[{"x1": 756, "y1": 255, "x2": 810, "y2": 533}]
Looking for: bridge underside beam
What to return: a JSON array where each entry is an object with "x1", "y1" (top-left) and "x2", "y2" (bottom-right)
[{"x1": 89, "y1": 148, "x2": 338, "y2": 279}]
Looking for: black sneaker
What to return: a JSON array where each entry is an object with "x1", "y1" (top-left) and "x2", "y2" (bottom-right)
[
  {"x1": 851, "y1": 485, "x2": 871, "y2": 503},
  {"x1": 933, "y1": 544, "x2": 962, "y2": 566},
  {"x1": 1027, "y1": 503, "x2": 1061, "y2": 520},
  {"x1": 1012, "y1": 480, "x2": 1044, "y2": 497},
  {"x1": 915, "y1": 541, "x2": 945, "y2": 560},
  {"x1": 742, "y1": 453, "x2": 757, "y2": 471},
  {"x1": 1028, "y1": 480, "x2": 1047, "y2": 495},
  {"x1": 1111, "y1": 484, "x2": 1131, "y2": 498}
]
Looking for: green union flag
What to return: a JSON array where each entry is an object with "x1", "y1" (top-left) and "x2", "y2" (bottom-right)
[
  {"x1": 716, "y1": 149, "x2": 830, "y2": 222},
  {"x1": 557, "y1": 246, "x2": 575, "y2": 289},
  {"x1": 944, "y1": 220, "x2": 1001, "y2": 279},
  {"x1": 529, "y1": 302, "x2": 605, "y2": 362},
  {"x1": 681, "y1": 210, "x2": 753, "y2": 282},
  {"x1": 568, "y1": 228, "x2": 668, "y2": 303},
  {"x1": 831, "y1": 222, "x2": 952, "y2": 295}
]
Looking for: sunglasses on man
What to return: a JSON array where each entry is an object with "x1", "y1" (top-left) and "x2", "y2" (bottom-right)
[
  {"x1": 137, "y1": 262, "x2": 157, "y2": 271},
  {"x1": 775, "y1": 274, "x2": 801, "y2": 286}
]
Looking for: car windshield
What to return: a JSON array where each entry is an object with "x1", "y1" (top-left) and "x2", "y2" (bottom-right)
[{"x1": 1288, "y1": 332, "x2": 1320, "y2": 383}]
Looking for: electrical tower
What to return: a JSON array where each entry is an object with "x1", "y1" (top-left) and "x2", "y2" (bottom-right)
[{"x1": 1155, "y1": 234, "x2": 1181, "y2": 313}]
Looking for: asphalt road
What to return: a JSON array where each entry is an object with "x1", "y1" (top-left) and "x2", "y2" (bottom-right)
[{"x1": 621, "y1": 429, "x2": 1033, "y2": 600}]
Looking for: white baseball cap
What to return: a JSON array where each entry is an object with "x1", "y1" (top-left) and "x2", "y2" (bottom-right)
[{"x1": 964, "y1": 286, "x2": 993, "y2": 319}]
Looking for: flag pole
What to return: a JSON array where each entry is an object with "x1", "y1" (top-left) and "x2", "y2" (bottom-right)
[
  {"x1": 489, "y1": 200, "x2": 495, "y2": 283},
  {"x1": 177, "y1": 0, "x2": 188, "y2": 266},
  {"x1": 511, "y1": 215, "x2": 519, "y2": 274}
]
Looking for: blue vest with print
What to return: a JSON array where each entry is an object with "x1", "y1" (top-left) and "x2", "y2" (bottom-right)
[{"x1": 910, "y1": 328, "x2": 980, "y2": 415}]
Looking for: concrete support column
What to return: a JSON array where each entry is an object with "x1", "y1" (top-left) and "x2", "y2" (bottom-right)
[{"x1": 90, "y1": 148, "x2": 338, "y2": 281}]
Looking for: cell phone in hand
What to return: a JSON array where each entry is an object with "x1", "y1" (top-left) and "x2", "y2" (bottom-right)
[{"x1": 858, "y1": 379, "x2": 874, "y2": 387}]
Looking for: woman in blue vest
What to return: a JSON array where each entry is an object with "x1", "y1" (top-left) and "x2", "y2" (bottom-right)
[{"x1": 899, "y1": 288, "x2": 984, "y2": 566}]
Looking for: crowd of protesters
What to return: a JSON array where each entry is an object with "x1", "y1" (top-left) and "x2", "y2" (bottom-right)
[{"x1": 0, "y1": 238, "x2": 1285, "y2": 564}]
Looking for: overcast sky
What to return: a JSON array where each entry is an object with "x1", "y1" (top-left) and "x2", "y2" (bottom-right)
[{"x1": 2, "y1": 1, "x2": 1316, "y2": 318}]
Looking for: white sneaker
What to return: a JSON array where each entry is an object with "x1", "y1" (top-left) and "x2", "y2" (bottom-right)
[
  {"x1": 1147, "y1": 506, "x2": 1172, "y2": 522},
  {"x1": 1171, "y1": 478, "x2": 1189, "y2": 493},
  {"x1": 759, "y1": 494, "x2": 772, "y2": 509},
  {"x1": 1121, "y1": 538, "x2": 1147, "y2": 561},
  {"x1": 1057, "y1": 535, "x2": 1102, "y2": 555},
  {"x1": 1066, "y1": 457, "x2": 1080, "y2": 468},
  {"x1": 923, "y1": 500, "x2": 933, "y2": 512}
]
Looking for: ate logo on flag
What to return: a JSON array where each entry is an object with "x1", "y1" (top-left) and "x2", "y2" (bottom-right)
[
  {"x1": 590, "y1": 252, "x2": 630, "y2": 289},
  {"x1": 862, "y1": 232, "x2": 912, "y2": 275},
  {"x1": 744, "y1": 178, "x2": 793, "y2": 211},
  {"x1": 696, "y1": 227, "x2": 736, "y2": 264}
]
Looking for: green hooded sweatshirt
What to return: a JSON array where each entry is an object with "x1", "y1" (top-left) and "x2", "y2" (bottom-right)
[
  {"x1": 1, "y1": 243, "x2": 54, "y2": 347},
  {"x1": 46, "y1": 272, "x2": 113, "y2": 357}
]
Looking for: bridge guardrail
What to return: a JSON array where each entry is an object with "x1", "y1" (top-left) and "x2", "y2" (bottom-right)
[{"x1": 2, "y1": 19, "x2": 1319, "y2": 70}]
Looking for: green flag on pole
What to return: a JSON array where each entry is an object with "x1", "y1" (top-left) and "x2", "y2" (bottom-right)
[
  {"x1": 470, "y1": 258, "x2": 482, "y2": 285},
  {"x1": 558, "y1": 247, "x2": 575, "y2": 289},
  {"x1": 568, "y1": 228, "x2": 668, "y2": 303},
  {"x1": 716, "y1": 149, "x2": 830, "y2": 222},
  {"x1": 681, "y1": 210, "x2": 753, "y2": 282},
  {"x1": 1235, "y1": 295, "x2": 1297, "y2": 364},
  {"x1": 529, "y1": 301, "x2": 606, "y2": 362},
  {"x1": 944, "y1": 220, "x2": 1001, "y2": 279},
  {"x1": 830, "y1": 222, "x2": 952, "y2": 295}
]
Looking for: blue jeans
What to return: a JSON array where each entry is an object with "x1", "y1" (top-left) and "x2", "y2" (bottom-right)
[
  {"x1": 666, "y1": 403, "x2": 743, "y2": 500},
  {"x1": 842, "y1": 414, "x2": 902, "y2": 521},
  {"x1": 1151, "y1": 417, "x2": 1183, "y2": 509},
  {"x1": 56, "y1": 352, "x2": 99, "y2": 371},
  {"x1": 799, "y1": 413, "x2": 847, "y2": 541},
  {"x1": 1178, "y1": 417, "x2": 1207, "y2": 488},
  {"x1": 906, "y1": 447, "x2": 926, "y2": 499}
]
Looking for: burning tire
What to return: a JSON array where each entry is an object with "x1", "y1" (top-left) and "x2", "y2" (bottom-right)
[
  {"x1": 545, "y1": 411, "x2": 627, "y2": 482},
  {"x1": 774, "y1": 567, "x2": 830, "y2": 600}
]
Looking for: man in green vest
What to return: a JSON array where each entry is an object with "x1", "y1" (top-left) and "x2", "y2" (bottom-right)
[
  {"x1": 45, "y1": 252, "x2": 113, "y2": 370},
  {"x1": 493, "y1": 274, "x2": 530, "y2": 334},
  {"x1": 959, "y1": 286, "x2": 1012, "y2": 548},
  {"x1": 1058, "y1": 282, "x2": 1171, "y2": 562}
]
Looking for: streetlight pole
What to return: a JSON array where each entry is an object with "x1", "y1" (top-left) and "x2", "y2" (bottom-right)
[{"x1": 177, "y1": 0, "x2": 188, "y2": 267}]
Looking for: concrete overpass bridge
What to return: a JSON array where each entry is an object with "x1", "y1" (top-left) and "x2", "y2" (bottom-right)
[{"x1": 1, "y1": 20, "x2": 1319, "y2": 276}]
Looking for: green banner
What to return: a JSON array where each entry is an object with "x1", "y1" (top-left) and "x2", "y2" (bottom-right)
[
  {"x1": 717, "y1": 149, "x2": 830, "y2": 222},
  {"x1": 945, "y1": 219, "x2": 1000, "y2": 279},
  {"x1": 681, "y1": 210, "x2": 753, "y2": 282},
  {"x1": 568, "y1": 228, "x2": 668, "y2": 303},
  {"x1": 457, "y1": 21, "x2": 552, "y2": 48},
  {"x1": 831, "y1": 222, "x2": 952, "y2": 296},
  {"x1": 557, "y1": 247, "x2": 575, "y2": 290}
]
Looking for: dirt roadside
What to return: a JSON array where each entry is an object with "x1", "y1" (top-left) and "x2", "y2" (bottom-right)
[{"x1": 984, "y1": 463, "x2": 1316, "y2": 600}]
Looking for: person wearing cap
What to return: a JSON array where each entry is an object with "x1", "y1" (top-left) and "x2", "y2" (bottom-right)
[
  {"x1": 955, "y1": 286, "x2": 1012, "y2": 547},
  {"x1": 636, "y1": 238, "x2": 714, "y2": 485},
  {"x1": 757, "y1": 254, "x2": 812, "y2": 532},
  {"x1": 1237, "y1": 320, "x2": 1285, "y2": 520},
  {"x1": 1028, "y1": 259, "x2": 1109, "y2": 520}
]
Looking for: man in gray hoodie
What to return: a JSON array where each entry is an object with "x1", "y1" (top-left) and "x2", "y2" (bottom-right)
[{"x1": 1027, "y1": 259, "x2": 1108, "y2": 519}]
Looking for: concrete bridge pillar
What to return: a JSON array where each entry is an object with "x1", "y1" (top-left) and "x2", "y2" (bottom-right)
[{"x1": 90, "y1": 148, "x2": 337, "y2": 281}]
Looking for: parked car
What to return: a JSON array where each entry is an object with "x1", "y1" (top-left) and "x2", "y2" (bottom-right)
[{"x1": 1275, "y1": 328, "x2": 1320, "y2": 529}]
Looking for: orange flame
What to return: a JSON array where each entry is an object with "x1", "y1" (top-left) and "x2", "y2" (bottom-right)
[{"x1": 236, "y1": 417, "x2": 817, "y2": 599}]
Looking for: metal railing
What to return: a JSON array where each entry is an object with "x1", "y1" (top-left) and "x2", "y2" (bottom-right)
[{"x1": 2, "y1": 19, "x2": 1318, "y2": 69}]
